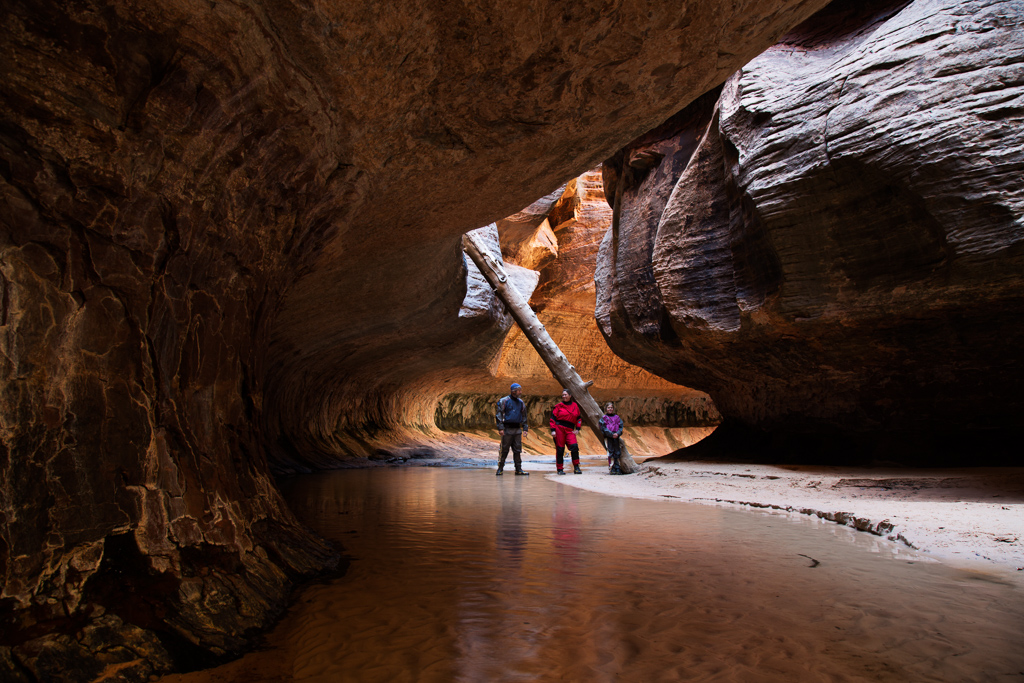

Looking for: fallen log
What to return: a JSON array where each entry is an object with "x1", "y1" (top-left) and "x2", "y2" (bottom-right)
[{"x1": 463, "y1": 230, "x2": 640, "y2": 474}]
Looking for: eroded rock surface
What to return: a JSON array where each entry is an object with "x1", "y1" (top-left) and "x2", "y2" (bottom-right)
[
  {"x1": 1, "y1": 0, "x2": 830, "y2": 675},
  {"x1": 597, "y1": 0, "x2": 1024, "y2": 459},
  {"x1": 488, "y1": 171, "x2": 718, "y2": 409},
  {"x1": 441, "y1": 176, "x2": 721, "y2": 459}
]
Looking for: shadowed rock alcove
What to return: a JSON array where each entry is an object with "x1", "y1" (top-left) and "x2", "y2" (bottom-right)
[
  {"x1": 3, "y1": 0, "x2": 1022, "y2": 678},
  {"x1": 1, "y1": 0, "x2": 834, "y2": 678}
]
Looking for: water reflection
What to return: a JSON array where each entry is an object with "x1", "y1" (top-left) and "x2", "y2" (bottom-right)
[
  {"x1": 551, "y1": 485, "x2": 582, "y2": 576},
  {"x1": 497, "y1": 479, "x2": 526, "y2": 567},
  {"x1": 163, "y1": 468, "x2": 1024, "y2": 683}
]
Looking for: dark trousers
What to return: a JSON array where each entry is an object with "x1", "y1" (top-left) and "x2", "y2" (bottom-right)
[
  {"x1": 499, "y1": 430, "x2": 523, "y2": 469},
  {"x1": 555, "y1": 444, "x2": 579, "y2": 470},
  {"x1": 606, "y1": 437, "x2": 621, "y2": 465}
]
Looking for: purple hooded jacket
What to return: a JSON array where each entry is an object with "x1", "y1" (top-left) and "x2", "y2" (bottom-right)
[{"x1": 600, "y1": 414, "x2": 623, "y2": 437}]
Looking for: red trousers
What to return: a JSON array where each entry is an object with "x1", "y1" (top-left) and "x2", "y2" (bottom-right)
[{"x1": 552, "y1": 425, "x2": 579, "y2": 470}]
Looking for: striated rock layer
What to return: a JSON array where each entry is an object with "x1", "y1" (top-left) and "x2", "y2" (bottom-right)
[
  {"x1": 435, "y1": 393, "x2": 718, "y2": 459},
  {"x1": 597, "y1": 0, "x2": 1024, "y2": 462},
  {"x1": 1, "y1": 0, "x2": 829, "y2": 676}
]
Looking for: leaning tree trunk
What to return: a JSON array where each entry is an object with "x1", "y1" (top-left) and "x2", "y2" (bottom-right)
[{"x1": 463, "y1": 231, "x2": 640, "y2": 474}]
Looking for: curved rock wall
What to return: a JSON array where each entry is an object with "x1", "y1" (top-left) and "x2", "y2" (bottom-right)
[
  {"x1": 278, "y1": 181, "x2": 723, "y2": 469},
  {"x1": 1, "y1": 1, "x2": 344, "y2": 677},
  {"x1": 455, "y1": 171, "x2": 723, "y2": 459},
  {"x1": 493, "y1": 172, "x2": 713, "y2": 397},
  {"x1": 596, "y1": 0, "x2": 1024, "y2": 457},
  {"x1": 1, "y1": 0, "x2": 831, "y2": 675}
]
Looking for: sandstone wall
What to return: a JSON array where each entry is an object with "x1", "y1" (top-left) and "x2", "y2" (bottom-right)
[
  {"x1": 434, "y1": 171, "x2": 722, "y2": 461},
  {"x1": 596, "y1": 0, "x2": 1024, "y2": 460},
  {"x1": 435, "y1": 392, "x2": 720, "y2": 432},
  {"x1": 0, "y1": 0, "x2": 830, "y2": 676},
  {"x1": 491, "y1": 172, "x2": 714, "y2": 398},
  {"x1": 2, "y1": 1, "x2": 345, "y2": 677}
]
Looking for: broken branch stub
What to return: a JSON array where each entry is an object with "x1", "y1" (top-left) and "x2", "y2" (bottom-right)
[{"x1": 462, "y1": 231, "x2": 640, "y2": 474}]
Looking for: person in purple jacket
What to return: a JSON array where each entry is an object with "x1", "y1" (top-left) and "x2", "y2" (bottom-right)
[{"x1": 600, "y1": 402, "x2": 624, "y2": 475}]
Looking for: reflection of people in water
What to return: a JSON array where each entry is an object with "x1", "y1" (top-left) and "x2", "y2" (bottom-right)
[
  {"x1": 551, "y1": 485, "x2": 582, "y2": 576},
  {"x1": 550, "y1": 389, "x2": 582, "y2": 475},
  {"x1": 496, "y1": 478, "x2": 526, "y2": 568}
]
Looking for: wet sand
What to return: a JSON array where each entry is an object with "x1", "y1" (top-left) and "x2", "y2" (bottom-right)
[{"x1": 547, "y1": 458, "x2": 1024, "y2": 576}]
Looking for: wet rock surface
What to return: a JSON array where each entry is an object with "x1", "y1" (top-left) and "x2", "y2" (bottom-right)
[
  {"x1": 1, "y1": 0, "x2": 830, "y2": 676},
  {"x1": 596, "y1": 0, "x2": 1024, "y2": 458}
]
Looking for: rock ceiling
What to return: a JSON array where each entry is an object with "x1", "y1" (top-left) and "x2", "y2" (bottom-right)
[
  {"x1": 1, "y1": 0, "x2": 836, "y2": 677},
  {"x1": 3, "y1": 0, "x2": 1021, "y2": 676}
]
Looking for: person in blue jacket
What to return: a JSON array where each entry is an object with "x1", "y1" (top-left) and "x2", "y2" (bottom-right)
[{"x1": 495, "y1": 383, "x2": 529, "y2": 476}]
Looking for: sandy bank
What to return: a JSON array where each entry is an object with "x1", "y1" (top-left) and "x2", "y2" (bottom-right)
[{"x1": 544, "y1": 458, "x2": 1024, "y2": 577}]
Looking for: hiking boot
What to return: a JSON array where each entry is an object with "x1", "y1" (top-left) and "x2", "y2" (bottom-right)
[
  {"x1": 514, "y1": 468, "x2": 529, "y2": 476},
  {"x1": 573, "y1": 464, "x2": 582, "y2": 474},
  {"x1": 557, "y1": 469, "x2": 566, "y2": 475}
]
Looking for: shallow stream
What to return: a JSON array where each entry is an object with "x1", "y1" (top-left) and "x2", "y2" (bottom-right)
[{"x1": 165, "y1": 466, "x2": 1024, "y2": 682}]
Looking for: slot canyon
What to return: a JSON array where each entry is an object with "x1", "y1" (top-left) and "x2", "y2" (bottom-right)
[{"x1": 1, "y1": 0, "x2": 1022, "y2": 680}]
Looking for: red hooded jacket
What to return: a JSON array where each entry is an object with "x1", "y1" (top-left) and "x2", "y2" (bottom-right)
[{"x1": 550, "y1": 400, "x2": 582, "y2": 431}]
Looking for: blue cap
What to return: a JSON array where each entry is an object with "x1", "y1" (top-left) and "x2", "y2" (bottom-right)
[{"x1": 510, "y1": 383, "x2": 521, "y2": 391}]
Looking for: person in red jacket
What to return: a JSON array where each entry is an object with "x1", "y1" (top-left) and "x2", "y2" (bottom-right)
[{"x1": 549, "y1": 389, "x2": 583, "y2": 474}]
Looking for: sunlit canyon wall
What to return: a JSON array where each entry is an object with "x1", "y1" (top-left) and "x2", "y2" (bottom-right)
[
  {"x1": 597, "y1": 0, "x2": 1024, "y2": 462},
  {"x1": 433, "y1": 173, "x2": 721, "y2": 460},
  {"x1": 0, "y1": 0, "x2": 832, "y2": 678}
]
